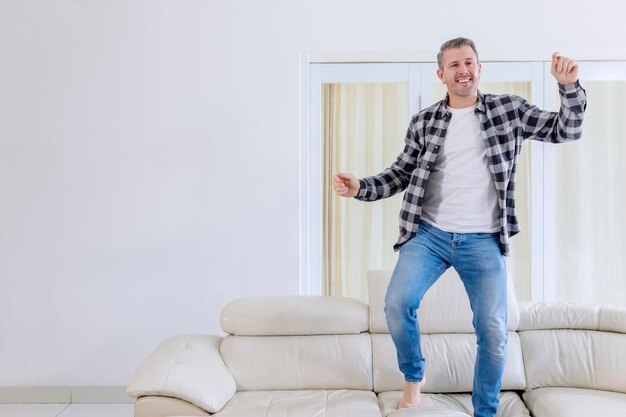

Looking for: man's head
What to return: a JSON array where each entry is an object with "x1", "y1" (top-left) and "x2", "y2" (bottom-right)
[
  {"x1": 436, "y1": 37, "x2": 482, "y2": 106},
  {"x1": 437, "y1": 37, "x2": 479, "y2": 70}
]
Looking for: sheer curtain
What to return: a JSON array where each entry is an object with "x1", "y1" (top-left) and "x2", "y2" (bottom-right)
[
  {"x1": 554, "y1": 81, "x2": 626, "y2": 306},
  {"x1": 323, "y1": 83, "x2": 408, "y2": 302}
]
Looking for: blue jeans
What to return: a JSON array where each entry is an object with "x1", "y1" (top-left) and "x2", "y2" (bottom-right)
[{"x1": 384, "y1": 221, "x2": 508, "y2": 417}]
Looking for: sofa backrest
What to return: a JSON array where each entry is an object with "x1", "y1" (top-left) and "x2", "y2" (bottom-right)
[
  {"x1": 219, "y1": 296, "x2": 373, "y2": 391},
  {"x1": 518, "y1": 301, "x2": 626, "y2": 394},
  {"x1": 368, "y1": 268, "x2": 527, "y2": 393}
]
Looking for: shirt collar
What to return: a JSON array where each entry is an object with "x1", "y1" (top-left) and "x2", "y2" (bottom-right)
[{"x1": 437, "y1": 90, "x2": 486, "y2": 118}]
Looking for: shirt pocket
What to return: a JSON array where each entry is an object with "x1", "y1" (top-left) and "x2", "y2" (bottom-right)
[
  {"x1": 494, "y1": 122, "x2": 515, "y2": 139},
  {"x1": 493, "y1": 122, "x2": 519, "y2": 153}
]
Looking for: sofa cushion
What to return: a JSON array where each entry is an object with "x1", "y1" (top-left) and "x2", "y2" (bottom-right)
[
  {"x1": 220, "y1": 334, "x2": 373, "y2": 391},
  {"x1": 371, "y1": 333, "x2": 526, "y2": 393},
  {"x1": 126, "y1": 335, "x2": 235, "y2": 413},
  {"x1": 522, "y1": 387, "x2": 626, "y2": 417},
  {"x1": 220, "y1": 296, "x2": 369, "y2": 335},
  {"x1": 368, "y1": 268, "x2": 520, "y2": 334},
  {"x1": 377, "y1": 391, "x2": 529, "y2": 417},
  {"x1": 211, "y1": 390, "x2": 382, "y2": 417},
  {"x1": 519, "y1": 329, "x2": 626, "y2": 393}
]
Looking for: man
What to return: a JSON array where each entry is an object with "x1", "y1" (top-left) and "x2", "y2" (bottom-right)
[{"x1": 332, "y1": 38, "x2": 586, "y2": 417}]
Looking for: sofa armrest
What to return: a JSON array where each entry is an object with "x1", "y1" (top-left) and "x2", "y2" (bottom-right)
[{"x1": 127, "y1": 334, "x2": 236, "y2": 414}]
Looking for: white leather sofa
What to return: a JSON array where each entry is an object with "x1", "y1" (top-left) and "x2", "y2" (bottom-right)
[{"x1": 127, "y1": 269, "x2": 626, "y2": 417}]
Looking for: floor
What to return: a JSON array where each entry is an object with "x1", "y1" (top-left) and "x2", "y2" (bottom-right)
[{"x1": 0, "y1": 404, "x2": 133, "y2": 417}]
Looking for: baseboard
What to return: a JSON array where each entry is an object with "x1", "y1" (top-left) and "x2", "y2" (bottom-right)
[{"x1": 0, "y1": 386, "x2": 132, "y2": 404}]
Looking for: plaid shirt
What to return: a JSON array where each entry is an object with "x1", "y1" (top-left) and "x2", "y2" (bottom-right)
[{"x1": 355, "y1": 81, "x2": 587, "y2": 255}]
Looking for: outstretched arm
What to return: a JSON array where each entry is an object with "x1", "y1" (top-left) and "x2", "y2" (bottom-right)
[
  {"x1": 332, "y1": 122, "x2": 421, "y2": 202},
  {"x1": 519, "y1": 53, "x2": 587, "y2": 143}
]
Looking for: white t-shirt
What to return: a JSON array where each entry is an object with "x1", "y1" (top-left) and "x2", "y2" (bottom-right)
[{"x1": 421, "y1": 104, "x2": 500, "y2": 233}]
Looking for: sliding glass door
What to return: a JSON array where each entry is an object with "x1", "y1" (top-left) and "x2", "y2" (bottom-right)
[
  {"x1": 303, "y1": 59, "x2": 626, "y2": 307},
  {"x1": 544, "y1": 62, "x2": 626, "y2": 306}
]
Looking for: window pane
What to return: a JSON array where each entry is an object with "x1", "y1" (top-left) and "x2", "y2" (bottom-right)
[
  {"x1": 323, "y1": 83, "x2": 408, "y2": 302},
  {"x1": 554, "y1": 81, "x2": 626, "y2": 306}
]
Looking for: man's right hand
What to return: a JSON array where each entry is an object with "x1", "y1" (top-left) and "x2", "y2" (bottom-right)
[
  {"x1": 551, "y1": 52, "x2": 578, "y2": 85},
  {"x1": 332, "y1": 172, "x2": 360, "y2": 198}
]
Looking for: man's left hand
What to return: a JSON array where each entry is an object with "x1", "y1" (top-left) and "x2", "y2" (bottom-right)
[{"x1": 551, "y1": 52, "x2": 578, "y2": 85}]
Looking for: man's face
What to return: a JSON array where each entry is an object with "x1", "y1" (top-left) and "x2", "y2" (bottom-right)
[{"x1": 437, "y1": 45, "x2": 482, "y2": 99}]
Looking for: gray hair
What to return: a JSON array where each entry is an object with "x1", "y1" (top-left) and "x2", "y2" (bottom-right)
[{"x1": 437, "y1": 37, "x2": 479, "y2": 70}]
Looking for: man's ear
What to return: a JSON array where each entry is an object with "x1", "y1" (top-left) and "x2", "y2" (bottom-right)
[{"x1": 437, "y1": 69, "x2": 445, "y2": 84}]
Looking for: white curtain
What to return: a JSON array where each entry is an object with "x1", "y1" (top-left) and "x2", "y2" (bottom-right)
[
  {"x1": 554, "y1": 80, "x2": 626, "y2": 306},
  {"x1": 323, "y1": 83, "x2": 408, "y2": 302}
]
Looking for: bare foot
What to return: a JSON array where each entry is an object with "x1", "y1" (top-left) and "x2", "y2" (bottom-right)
[{"x1": 398, "y1": 378, "x2": 426, "y2": 409}]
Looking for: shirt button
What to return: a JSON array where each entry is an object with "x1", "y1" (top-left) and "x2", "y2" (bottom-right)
[{"x1": 426, "y1": 165, "x2": 431, "y2": 170}]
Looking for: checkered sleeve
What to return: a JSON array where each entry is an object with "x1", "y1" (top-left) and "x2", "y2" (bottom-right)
[
  {"x1": 354, "y1": 121, "x2": 421, "y2": 202},
  {"x1": 518, "y1": 80, "x2": 587, "y2": 143}
]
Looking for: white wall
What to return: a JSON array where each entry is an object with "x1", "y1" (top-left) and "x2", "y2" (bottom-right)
[{"x1": 0, "y1": 0, "x2": 623, "y2": 387}]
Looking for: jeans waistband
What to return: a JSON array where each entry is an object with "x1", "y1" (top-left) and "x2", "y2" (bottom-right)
[{"x1": 419, "y1": 220, "x2": 499, "y2": 238}]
